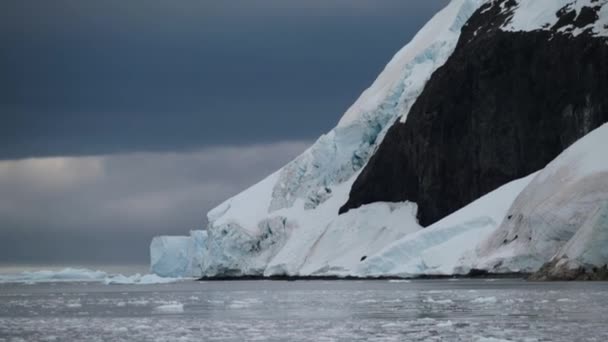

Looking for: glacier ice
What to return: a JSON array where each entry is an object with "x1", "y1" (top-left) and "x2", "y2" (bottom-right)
[
  {"x1": 200, "y1": 0, "x2": 487, "y2": 278},
  {"x1": 265, "y1": 199, "x2": 421, "y2": 277},
  {"x1": 149, "y1": 0, "x2": 608, "y2": 279},
  {"x1": 356, "y1": 173, "x2": 536, "y2": 277},
  {"x1": 476, "y1": 123, "x2": 608, "y2": 273},
  {"x1": 150, "y1": 230, "x2": 207, "y2": 278},
  {"x1": 551, "y1": 201, "x2": 608, "y2": 270}
]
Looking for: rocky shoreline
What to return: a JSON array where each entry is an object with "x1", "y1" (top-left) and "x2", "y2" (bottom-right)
[
  {"x1": 198, "y1": 267, "x2": 608, "y2": 281},
  {"x1": 529, "y1": 261, "x2": 608, "y2": 281},
  {"x1": 198, "y1": 270, "x2": 529, "y2": 281}
]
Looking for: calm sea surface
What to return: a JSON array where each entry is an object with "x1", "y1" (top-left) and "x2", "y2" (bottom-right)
[{"x1": 2, "y1": 278, "x2": 608, "y2": 341}]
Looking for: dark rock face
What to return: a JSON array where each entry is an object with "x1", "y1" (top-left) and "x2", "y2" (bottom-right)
[
  {"x1": 341, "y1": 1, "x2": 608, "y2": 226},
  {"x1": 530, "y1": 260, "x2": 608, "y2": 281}
]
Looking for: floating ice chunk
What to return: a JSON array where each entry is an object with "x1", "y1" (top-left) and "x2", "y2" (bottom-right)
[
  {"x1": 153, "y1": 302, "x2": 184, "y2": 314},
  {"x1": 557, "y1": 298, "x2": 575, "y2": 303},
  {"x1": 471, "y1": 296, "x2": 498, "y2": 304},
  {"x1": 65, "y1": 302, "x2": 82, "y2": 308},
  {"x1": 437, "y1": 320, "x2": 454, "y2": 328},
  {"x1": 423, "y1": 297, "x2": 453, "y2": 304},
  {"x1": 104, "y1": 273, "x2": 183, "y2": 285}
]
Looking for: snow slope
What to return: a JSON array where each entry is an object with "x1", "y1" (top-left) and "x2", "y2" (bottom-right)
[
  {"x1": 356, "y1": 173, "x2": 536, "y2": 277},
  {"x1": 200, "y1": 0, "x2": 487, "y2": 277},
  {"x1": 477, "y1": 124, "x2": 608, "y2": 273}
]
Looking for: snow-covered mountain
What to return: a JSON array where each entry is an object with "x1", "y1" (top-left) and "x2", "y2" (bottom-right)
[{"x1": 151, "y1": 0, "x2": 608, "y2": 279}]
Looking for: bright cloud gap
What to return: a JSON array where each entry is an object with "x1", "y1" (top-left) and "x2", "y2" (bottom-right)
[{"x1": 0, "y1": 141, "x2": 310, "y2": 264}]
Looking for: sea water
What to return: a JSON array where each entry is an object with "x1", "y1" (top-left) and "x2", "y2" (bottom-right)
[{"x1": 1, "y1": 279, "x2": 608, "y2": 341}]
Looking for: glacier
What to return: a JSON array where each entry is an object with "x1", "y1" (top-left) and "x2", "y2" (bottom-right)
[
  {"x1": 198, "y1": 0, "x2": 487, "y2": 278},
  {"x1": 150, "y1": 230, "x2": 207, "y2": 278},
  {"x1": 356, "y1": 173, "x2": 537, "y2": 277},
  {"x1": 476, "y1": 123, "x2": 608, "y2": 274},
  {"x1": 149, "y1": 0, "x2": 608, "y2": 279}
]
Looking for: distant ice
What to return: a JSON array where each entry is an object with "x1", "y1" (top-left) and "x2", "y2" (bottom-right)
[
  {"x1": 0, "y1": 268, "x2": 106, "y2": 284},
  {"x1": 0, "y1": 267, "x2": 185, "y2": 285},
  {"x1": 104, "y1": 273, "x2": 184, "y2": 285}
]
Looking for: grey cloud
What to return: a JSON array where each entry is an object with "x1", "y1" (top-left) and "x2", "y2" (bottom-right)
[
  {"x1": 0, "y1": 141, "x2": 309, "y2": 264},
  {"x1": 0, "y1": 0, "x2": 450, "y2": 265}
]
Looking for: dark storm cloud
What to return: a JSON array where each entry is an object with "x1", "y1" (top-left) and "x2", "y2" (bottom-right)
[
  {"x1": 0, "y1": 141, "x2": 310, "y2": 264},
  {"x1": 0, "y1": 0, "x2": 447, "y2": 159}
]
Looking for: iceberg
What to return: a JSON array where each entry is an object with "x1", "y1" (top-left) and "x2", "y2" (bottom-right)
[{"x1": 104, "y1": 273, "x2": 183, "y2": 285}]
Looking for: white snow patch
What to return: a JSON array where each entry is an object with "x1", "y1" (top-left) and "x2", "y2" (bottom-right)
[{"x1": 502, "y1": 0, "x2": 608, "y2": 37}]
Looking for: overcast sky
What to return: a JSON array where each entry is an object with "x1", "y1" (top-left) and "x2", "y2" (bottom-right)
[{"x1": 1, "y1": 0, "x2": 447, "y2": 265}]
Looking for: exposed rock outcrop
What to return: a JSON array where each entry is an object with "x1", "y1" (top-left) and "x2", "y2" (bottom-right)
[
  {"x1": 530, "y1": 260, "x2": 608, "y2": 281},
  {"x1": 341, "y1": 0, "x2": 608, "y2": 226}
]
